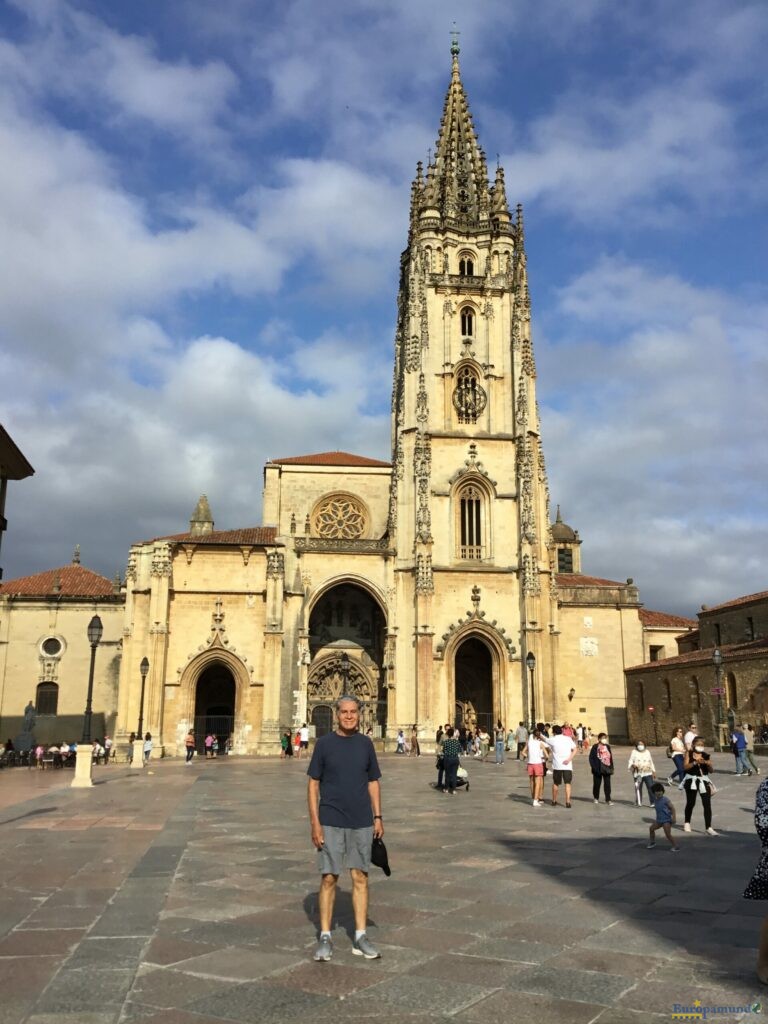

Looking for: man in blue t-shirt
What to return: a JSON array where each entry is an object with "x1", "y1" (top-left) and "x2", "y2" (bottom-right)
[{"x1": 307, "y1": 695, "x2": 383, "y2": 963}]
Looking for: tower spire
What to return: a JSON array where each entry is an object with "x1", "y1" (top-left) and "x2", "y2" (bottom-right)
[{"x1": 418, "y1": 35, "x2": 489, "y2": 225}]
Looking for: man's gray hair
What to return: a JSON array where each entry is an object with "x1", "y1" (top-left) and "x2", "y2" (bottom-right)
[{"x1": 336, "y1": 694, "x2": 361, "y2": 711}]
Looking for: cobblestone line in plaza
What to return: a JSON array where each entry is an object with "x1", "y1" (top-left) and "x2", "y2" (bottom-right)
[{"x1": 1, "y1": 750, "x2": 766, "y2": 1023}]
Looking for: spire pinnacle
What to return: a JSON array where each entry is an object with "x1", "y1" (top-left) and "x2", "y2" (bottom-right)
[
  {"x1": 450, "y1": 22, "x2": 460, "y2": 58},
  {"x1": 189, "y1": 494, "x2": 214, "y2": 536}
]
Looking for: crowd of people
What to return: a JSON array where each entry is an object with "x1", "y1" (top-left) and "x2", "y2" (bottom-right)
[
  {"x1": 1, "y1": 735, "x2": 115, "y2": 768},
  {"x1": 428, "y1": 717, "x2": 734, "y2": 841}
]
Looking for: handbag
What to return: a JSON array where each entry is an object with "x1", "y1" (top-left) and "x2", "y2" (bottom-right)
[
  {"x1": 435, "y1": 755, "x2": 444, "y2": 769},
  {"x1": 599, "y1": 762, "x2": 614, "y2": 776}
]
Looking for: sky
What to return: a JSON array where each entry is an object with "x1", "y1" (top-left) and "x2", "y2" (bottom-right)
[{"x1": 1, "y1": 0, "x2": 766, "y2": 616}]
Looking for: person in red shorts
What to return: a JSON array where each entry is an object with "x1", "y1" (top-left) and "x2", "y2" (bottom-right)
[{"x1": 524, "y1": 728, "x2": 549, "y2": 806}]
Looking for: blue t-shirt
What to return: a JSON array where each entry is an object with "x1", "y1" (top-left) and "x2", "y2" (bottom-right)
[
  {"x1": 307, "y1": 732, "x2": 381, "y2": 829},
  {"x1": 655, "y1": 795, "x2": 673, "y2": 824}
]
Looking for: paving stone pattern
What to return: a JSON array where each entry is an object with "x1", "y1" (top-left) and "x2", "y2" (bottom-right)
[{"x1": 0, "y1": 747, "x2": 765, "y2": 1023}]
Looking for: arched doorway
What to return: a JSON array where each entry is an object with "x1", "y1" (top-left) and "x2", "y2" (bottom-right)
[
  {"x1": 455, "y1": 636, "x2": 493, "y2": 732},
  {"x1": 194, "y1": 663, "x2": 236, "y2": 754},
  {"x1": 308, "y1": 582, "x2": 387, "y2": 734},
  {"x1": 311, "y1": 704, "x2": 334, "y2": 738}
]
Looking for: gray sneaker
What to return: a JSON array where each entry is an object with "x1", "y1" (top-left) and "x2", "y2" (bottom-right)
[
  {"x1": 352, "y1": 934, "x2": 381, "y2": 959},
  {"x1": 313, "y1": 935, "x2": 333, "y2": 962}
]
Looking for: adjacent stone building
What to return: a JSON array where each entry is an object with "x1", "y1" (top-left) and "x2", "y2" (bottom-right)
[
  {"x1": 0, "y1": 553, "x2": 123, "y2": 745},
  {"x1": 626, "y1": 591, "x2": 768, "y2": 746}
]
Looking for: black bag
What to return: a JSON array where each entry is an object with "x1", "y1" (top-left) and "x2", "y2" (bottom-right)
[
  {"x1": 435, "y1": 755, "x2": 444, "y2": 769},
  {"x1": 600, "y1": 762, "x2": 614, "y2": 776}
]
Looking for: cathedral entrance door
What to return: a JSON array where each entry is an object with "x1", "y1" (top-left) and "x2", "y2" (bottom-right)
[
  {"x1": 194, "y1": 663, "x2": 236, "y2": 755},
  {"x1": 455, "y1": 637, "x2": 494, "y2": 733},
  {"x1": 311, "y1": 704, "x2": 334, "y2": 739}
]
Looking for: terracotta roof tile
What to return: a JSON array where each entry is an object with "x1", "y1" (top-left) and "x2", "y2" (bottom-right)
[
  {"x1": 639, "y1": 608, "x2": 697, "y2": 629},
  {"x1": 700, "y1": 590, "x2": 768, "y2": 614},
  {"x1": 626, "y1": 637, "x2": 768, "y2": 673},
  {"x1": 556, "y1": 573, "x2": 625, "y2": 588},
  {"x1": 152, "y1": 527, "x2": 279, "y2": 546},
  {"x1": 0, "y1": 565, "x2": 115, "y2": 598},
  {"x1": 268, "y1": 451, "x2": 391, "y2": 468}
]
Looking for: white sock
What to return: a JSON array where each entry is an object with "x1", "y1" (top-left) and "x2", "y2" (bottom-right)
[
  {"x1": 355, "y1": 930, "x2": 366, "y2": 941},
  {"x1": 320, "y1": 931, "x2": 331, "y2": 940}
]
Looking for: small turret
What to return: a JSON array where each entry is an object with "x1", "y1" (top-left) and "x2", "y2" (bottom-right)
[
  {"x1": 189, "y1": 495, "x2": 214, "y2": 536},
  {"x1": 551, "y1": 506, "x2": 582, "y2": 573}
]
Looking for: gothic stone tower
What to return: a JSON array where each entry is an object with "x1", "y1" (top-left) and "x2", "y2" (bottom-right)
[{"x1": 389, "y1": 42, "x2": 554, "y2": 735}]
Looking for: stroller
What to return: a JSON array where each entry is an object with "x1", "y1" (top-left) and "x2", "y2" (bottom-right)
[{"x1": 432, "y1": 759, "x2": 470, "y2": 792}]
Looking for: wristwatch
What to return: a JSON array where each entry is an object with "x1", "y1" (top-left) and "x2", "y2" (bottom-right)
[{"x1": 374, "y1": 815, "x2": 383, "y2": 820}]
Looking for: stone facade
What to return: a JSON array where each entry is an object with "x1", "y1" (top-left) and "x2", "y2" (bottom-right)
[
  {"x1": 626, "y1": 591, "x2": 768, "y2": 746},
  {"x1": 0, "y1": 562, "x2": 123, "y2": 745}
]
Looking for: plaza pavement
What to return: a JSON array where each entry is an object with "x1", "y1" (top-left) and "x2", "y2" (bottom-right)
[{"x1": 0, "y1": 745, "x2": 765, "y2": 1024}]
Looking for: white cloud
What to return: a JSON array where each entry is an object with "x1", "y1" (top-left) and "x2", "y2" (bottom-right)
[
  {"x1": 504, "y1": 86, "x2": 738, "y2": 221},
  {"x1": 5, "y1": 0, "x2": 238, "y2": 145},
  {"x1": 539, "y1": 257, "x2": 768, "y2": 613}
]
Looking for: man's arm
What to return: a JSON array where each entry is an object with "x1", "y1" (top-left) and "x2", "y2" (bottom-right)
[
  {"x1": 368, "y1": 779, "x2": 384, "y2": 839},
  {"x1": 307, "y1": 777, "x2": 325, "y2": 849}
]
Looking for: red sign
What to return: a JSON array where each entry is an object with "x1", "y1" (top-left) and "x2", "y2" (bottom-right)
[
  {"x1": 647, "y1": 706, "x2": 655, "y2": 712},
  {"x1": 710, "y1": 687, "x2": 725, "y2": 695}
]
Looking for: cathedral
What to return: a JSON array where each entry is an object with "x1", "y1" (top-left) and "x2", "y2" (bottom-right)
[{"x1": 0, "y1": 45, "x2": 693, "y2": 754}]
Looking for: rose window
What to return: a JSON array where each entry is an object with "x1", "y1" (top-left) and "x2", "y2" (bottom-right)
[{"x1": 313, "y1": 495, "x2": 367, "y2": 539}]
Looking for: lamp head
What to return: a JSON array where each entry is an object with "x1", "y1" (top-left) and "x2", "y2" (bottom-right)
[
  {"x1": 526, "y1": 651, "x2": 536, "y2": 670},
  {"x1": 140, "y1": 656, "x2": 150, "y2": 678},
  {"x1": 87, "y1": 615, "x2": 103, "y2": 646},
  {"x1": 712, "y1": 647, "x2": 723, "y2": 668}
]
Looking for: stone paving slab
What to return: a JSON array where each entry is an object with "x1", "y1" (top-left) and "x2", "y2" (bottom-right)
[{"x1": 0, "y1": 747, "x2": 766, "y2": 1022}]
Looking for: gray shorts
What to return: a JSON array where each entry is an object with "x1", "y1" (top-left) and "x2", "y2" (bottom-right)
[{"x1": 318, "y1": 825, "x2": 373, "y2": 875}]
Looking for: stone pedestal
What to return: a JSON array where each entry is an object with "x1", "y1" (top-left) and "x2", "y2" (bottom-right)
[
  {"x1": 70, "y1": 749, "x2": 93, "y2": 788},
  {"x1": 131, "y1": 739, "x2": 145, "y2": 768}
]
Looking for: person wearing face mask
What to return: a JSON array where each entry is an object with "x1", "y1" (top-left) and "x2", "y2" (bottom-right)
[
  {"x1": 628, "y1": 741, "x2": 656, "y2": 806},
  {"x1": 589, "y1": 733, "x2": 614, "y2": 805},
  {"x1": 681, "y1": 736, "x2": 718, "y2": 835}
]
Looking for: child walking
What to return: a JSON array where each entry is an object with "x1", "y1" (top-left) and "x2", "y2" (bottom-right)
[{"x1": 647, "y1": 782, "x2": 679, "y2": 851}]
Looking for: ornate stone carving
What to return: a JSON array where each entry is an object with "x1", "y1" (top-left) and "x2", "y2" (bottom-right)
[
  {"x1": 413, "y1": 430, "x2": 432, "y2": 544},
  {"x1": 312, "y1": 494, "x2": 367, "y2": 539},
  {"x1": 266, "y1": 551, "x2": 285, "y2": 579},
  {"x1": 294, "y1": 536, "x2": 393, "y2": 554},
  {"x1": 150, "y1": 544, "x2": 172, "y2": 578},
  {"x1": 522, "y1": 554, "x2": 540, "y2": 596},
  {"x1": 125, "y1": 552, "x2": 137, "y2": 582},
  {"x1": 434, "y1": 605, "x2": 517, "y2": 662},
  {"x1": 307, "y1": 655, "x2": 379, "y2": 704},
  {"x1": 449, "y1": 443, "x2": 497, "y2": 488},
  {"x1": 416, "y1": 553, "x2": 434, "y2": 594},
  {"x1": 518, "y1": 436, "x2": 537, "y2": 544}
]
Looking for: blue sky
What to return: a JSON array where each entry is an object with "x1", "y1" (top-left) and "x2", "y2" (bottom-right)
[{"x1": 1, "y1": 0, "x2": 766, "y2": 615}]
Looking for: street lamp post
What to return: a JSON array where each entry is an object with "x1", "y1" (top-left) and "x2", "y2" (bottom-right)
[
  {"x1": 713, "y1": 648, "x2": 723, "y2": 751},
  {"x1": 132, "y1": 657, "x2": 150, "y2": 768},
  {"x1": 71, "y1": 614, "x2": 103, "y2": 788},
  {"x1": 526, "y1": 651, "x2": 536, "y2": 729}
]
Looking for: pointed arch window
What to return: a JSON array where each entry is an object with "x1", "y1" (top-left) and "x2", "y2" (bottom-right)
[
  {"x1": 456, "y1": 483, "x2": 485, "y2": 560},
  {"x1": 460, "y1": 307, "x2": 474, "y2": 337},
  {"x1": 452, "y1": 364, "x2": 487, "y2": 424},
  {"x1": 458, "y1": 254, "x2": 475, "y2": 277}
]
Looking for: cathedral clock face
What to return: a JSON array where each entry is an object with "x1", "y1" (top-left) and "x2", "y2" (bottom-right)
[{"x1": 452, "y1": 369, "x2": 487, "y2": 423}]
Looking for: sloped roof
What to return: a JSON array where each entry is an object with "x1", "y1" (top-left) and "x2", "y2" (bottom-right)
[
  {"x1": 639, "y1": 608, "x2": 697, "y2": 629},
  {"x1": 556, "y1": 573, "x2": 625, "y2": 588},
  {"x1": 268, "y1": 451, "x2": 391, "y2": 468},
  {"x1": 0, "y1": 565, "x2": 114, "y2": 597},
  {"x1": 150, "y1": 527, "x2": 278, "y2": 546},
  {"x1": 626, "y1": 637, "x2": 768, "y2": 674},
  {"x1": 701, "y1": 590, "x2": 768, "y2": 614}
]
